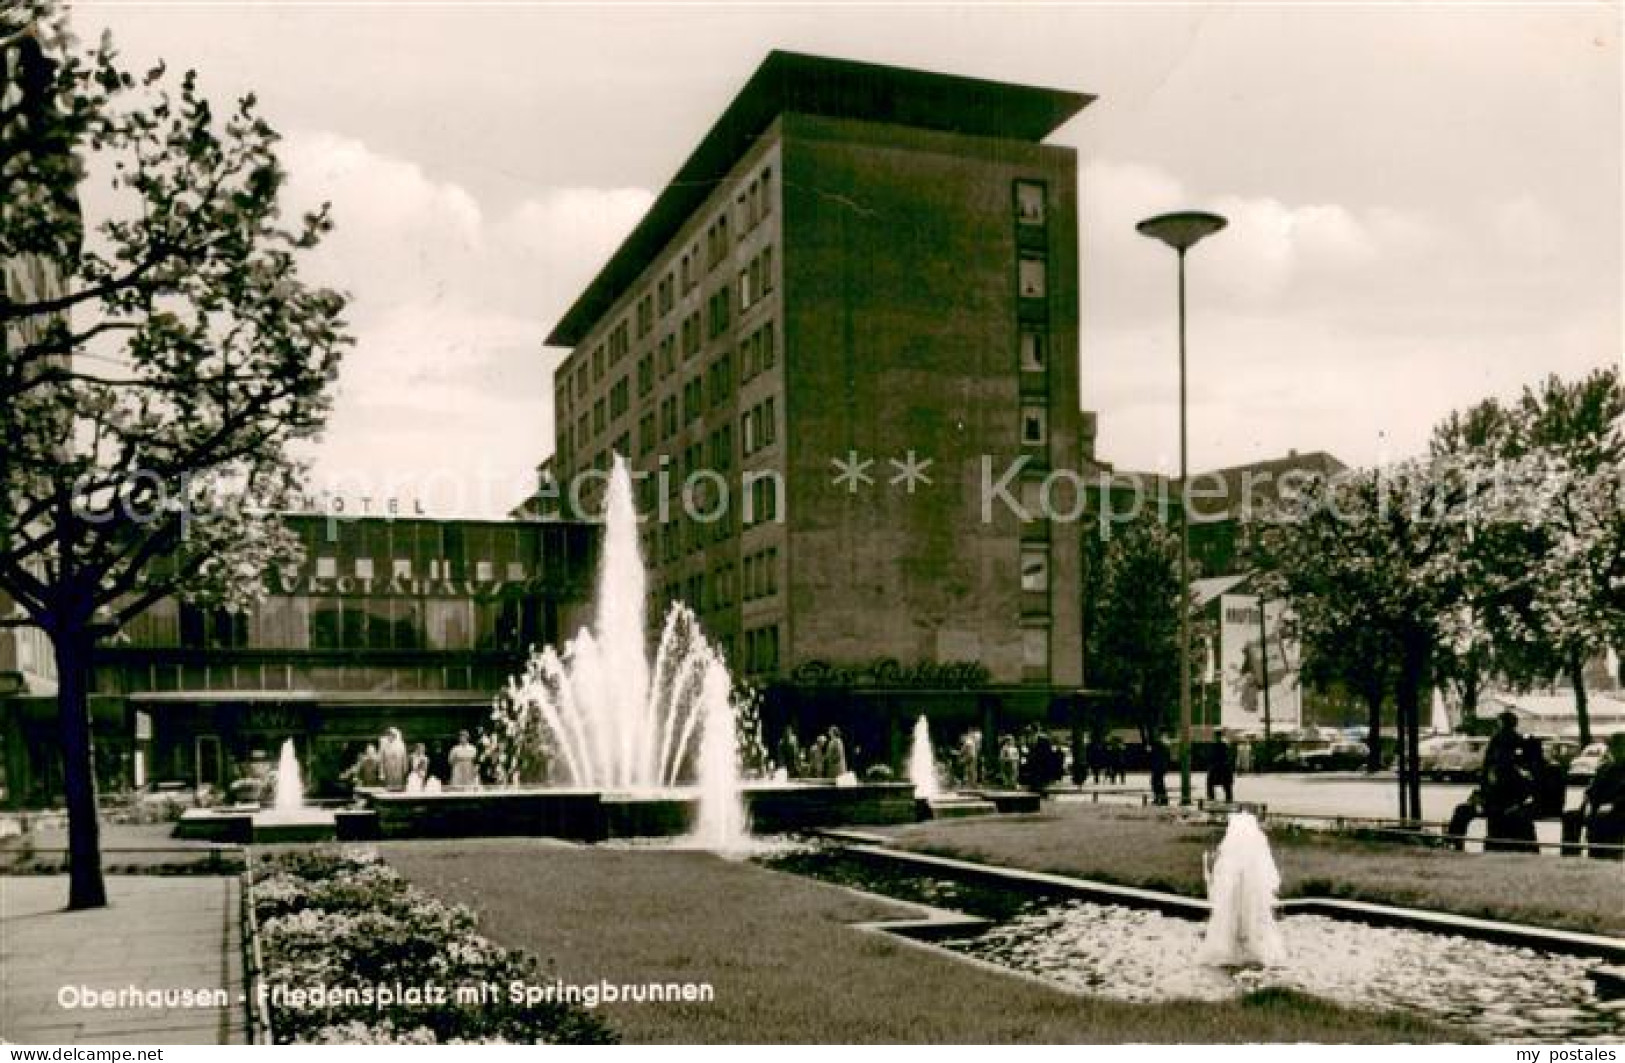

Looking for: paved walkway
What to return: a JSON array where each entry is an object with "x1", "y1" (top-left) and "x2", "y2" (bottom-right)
[{"x1": 1, "y1": 876, "x2": 249, "y2": 1044}]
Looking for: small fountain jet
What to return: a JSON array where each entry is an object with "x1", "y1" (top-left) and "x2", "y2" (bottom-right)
[{"x1": 1199, "y1": 812, "x2": 1286, "y2": 968}]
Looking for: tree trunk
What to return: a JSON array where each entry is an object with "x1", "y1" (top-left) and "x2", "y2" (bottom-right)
[
  {"x1": 1571, "y1": 652, "x2": 1592, "y2": 747},
  {"x1": 1395, "y1": 638, "x2": 1426, "y2": 822},
  {"x1": 53, "y1": 623, "x2": 107, "y2": 910},
  {"x1": 1394, "y1": 712, "x2": 1409, "y2": 820},
  {"x1": 1363, "y1": 689, "x2": 1384, "y2": 774}
]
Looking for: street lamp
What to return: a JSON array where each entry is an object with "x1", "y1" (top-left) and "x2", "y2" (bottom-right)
[{"x1": 1136, "y1": 210, "x2": 1227, "y2": 807}]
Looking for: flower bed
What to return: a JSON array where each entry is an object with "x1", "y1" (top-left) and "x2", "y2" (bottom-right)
[{"x1": 249, "y1": 848, "x2": 616, "y2": 1044}]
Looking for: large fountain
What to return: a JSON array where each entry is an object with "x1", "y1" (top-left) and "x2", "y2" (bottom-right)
[{"x1": 485, "y1": 454, "x2": 750, "y2": 848}]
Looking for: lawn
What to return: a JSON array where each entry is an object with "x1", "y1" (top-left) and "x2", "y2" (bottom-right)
[
  {"x1": 386, "y1": 841, "x2": 1464, "y2": 1044},
  {"x1": 876, "y1": 805, "x2": 1625, "y2": 936}
]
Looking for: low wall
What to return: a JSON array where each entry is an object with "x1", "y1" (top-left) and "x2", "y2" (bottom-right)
[
  {"x1": 366, "y1": 789, "x2": 608, "y2": 843},
  {"x1": 744, "y1": 783, "x2": 918, "y2": 832}
]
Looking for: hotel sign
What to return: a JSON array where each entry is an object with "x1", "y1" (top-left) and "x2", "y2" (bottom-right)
[
  {"x1": 265, "y1": 574, "x2": 548, "y2": 598},
  {"x1": 790, "y1": 658, "x2": 990, "y2": 690}
]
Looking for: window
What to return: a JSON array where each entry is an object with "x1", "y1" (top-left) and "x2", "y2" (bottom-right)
[
  {"x1": 1021, "y1": 405, "x2": 1047, "y2": 445},
  {"x1": 1015, "y1": 180, "x2": 1046, "y2": 225},
  {"x1": 760, "y1": 324, "x2": 775, "y2": 370},
  {"x1": 1020, "y1": 331, "x2": 1047, "y2": 373},
  {"x1": 391, "y1": 558, "x2": 412, "y2": 581},
  {"x1": 507, "y1": 560, "x2": 527, "y2": 581},
  {"x1": 592, "y1": 344, "x2": 606, "y2": 380},
  {"x1": 315, "y1": 556, "x2": 337, "y2": 580},
  {"x1": 710, "y1": 352, "x2": 732, "y2": 407},
  {"x1": 1018, "y1": 257, "x2": 1047, "y2": 298},
  {"x1": 1021, "y1": 546, "x2": 1049, "y2": 593},
  {"x1": 355, "y1": 558, "x2": 374, "y2": 581}
]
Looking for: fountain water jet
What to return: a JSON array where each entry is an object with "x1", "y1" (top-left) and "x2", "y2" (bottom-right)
[
  {"x1": 908, "y1": 715, "x2": 940, "y2": 800},
  {"x1": 490, "y1": 454, "x2": 748, "y2": 849},
  {"x1": 1200, "y1": 812, "x2": 1286, "y2": 967},
  {"x1": 274, "y1": 737, "x2": 304, "y2": 812}
]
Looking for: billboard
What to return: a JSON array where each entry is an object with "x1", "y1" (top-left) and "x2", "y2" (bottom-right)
[{"x1": 1219, "y1": 594, "x2": 1301, "y2": 733}]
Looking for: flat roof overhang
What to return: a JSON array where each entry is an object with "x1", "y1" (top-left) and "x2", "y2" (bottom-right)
[{"x1": 546, "y1": 50, "x2": 1093, "y2": 348}]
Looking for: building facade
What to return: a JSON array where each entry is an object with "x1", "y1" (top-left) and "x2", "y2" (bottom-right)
[
  {"x1": 546, "y1": 52, "x2": 1093, "y2": 760},
  {"x1": 0, "y1": 515, "x2": 596, "y2": 806}
]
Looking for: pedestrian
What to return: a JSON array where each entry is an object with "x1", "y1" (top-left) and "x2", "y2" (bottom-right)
[
  {"x1": 1086, "y1": 735, "x2": 1106, "y2": 785},
  {"x1": 380, "y1": 728, "x2": 408, "y2": 790},
  {"x1": 448, "y1": 730, "x2": 479, "y2": 788},
  {"x1": 998, "y1": 734, "x2": 1020, "y2": 790},
  {"x1": 959, "y1": 730, "x2": 982, "y2": 788},
  {"x1": 1106, "y1": 734, "x2": 1125, "y2": 785},
  {"x1": 809, "y1": 735, "x2": 829, "y2": 780},
  {"x1": 1149, "y1": 732, "x2": 1170, "y2": 806},
  {"x1": 825, "y1": 726, "x2": 847, "y2": 780},
  {"x1": 1206, "y1": 730, "x2": 1235, "y2": 804},
  {"x1": 1581, "y1": 733, "x2": 1625, "y2": 861},
  {"x1": 1481, "y1": 712, "x2": 1536, "y2": 852},
  {"x1": 777, "y1": 726, "x2": 801, "y2": 779}
]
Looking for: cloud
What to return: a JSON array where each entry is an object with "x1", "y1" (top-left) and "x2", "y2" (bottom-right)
[
  {"x1": 272, "y1": 132, "x2": 652, "y2": 513},
  {"x1": 1080, "y1": 158, "x2": 1615, "y2": 475}
]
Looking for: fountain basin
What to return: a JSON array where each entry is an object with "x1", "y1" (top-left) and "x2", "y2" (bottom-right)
[
  {"x1": 356, "y1": 781, "x2": 918, "y2": 842},
  {"x1": 174, "y1": 806, "x2": 336, "y2": 844},
  {"x1": 918, "y1": 794, "x2": 999, "y2": 820}
]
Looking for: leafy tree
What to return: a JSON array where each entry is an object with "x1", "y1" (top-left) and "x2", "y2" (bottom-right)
[
  {"x1": 1437, "y1": 369, "x2": 1624, "y2": 745},
  {"x1": 1253, "y1": 462, "x2": 1475, "y2": 819},
  {"x1": 1085, "y1": 518, "x2": 1181, "y2": 747},
  {"x1": 1, "y1": 6, "x2": 349, "y2": 908}
]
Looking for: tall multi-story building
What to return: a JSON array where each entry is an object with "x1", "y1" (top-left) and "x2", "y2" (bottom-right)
[{"x1": 547, "y1": 52, "x2": 1093, "y2": 757}]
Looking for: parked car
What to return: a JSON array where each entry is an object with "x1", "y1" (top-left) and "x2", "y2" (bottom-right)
[
  {"x1": 1300, "y1": 740, "x2": 1369, "y2": 772},
  {"x1": 1417, "y1": 735, "x2": 1453, "y2": 776},
  {"x1": 1428, "y1": 736, "x2": 1489, "y2": 782},
  {"x1": 1568, "y1": 742, "x2": 1611, "y2": 780}
]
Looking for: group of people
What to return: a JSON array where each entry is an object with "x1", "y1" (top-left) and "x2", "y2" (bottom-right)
[
  {"x1": 1076, "y1": 734, "x2": 1129, "y2": 786},
  {"x1": 1448, "y1": 712, "x2": 1625, "y2": 859},
  {"x1": 774, "y1": 726, "x2": 849, "y2": 780},
  {"x1": 952, "y1": 726, "x2": 1063, "y2": 791},
  {"x1": 342, "y1": 728, "x2": 482, "y2": 793}
]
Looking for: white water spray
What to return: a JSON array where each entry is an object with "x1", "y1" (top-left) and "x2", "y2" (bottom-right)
[
  {"x1": 274, "y1": 738, "x2": 304, "y2": 812},
  {"x1": 493, "y1": 455, "x2": 747, "y2": 849},
  {"x1": 908, "y1": 715, "x2": 940, "y2": 800},
  {"x1": 1200, "y1": 812, "x2": 1286, "y2": 967}
]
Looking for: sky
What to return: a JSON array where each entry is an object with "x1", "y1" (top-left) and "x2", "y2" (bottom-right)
[{"x1": 76, "y1": 1, "x2": 1623, "y2": 515}]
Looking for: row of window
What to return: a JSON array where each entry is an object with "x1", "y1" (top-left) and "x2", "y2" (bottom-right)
[
  {"x1": 632, "y1": 386, "x2": 776, "y2": 458},
  {"x1": 563, "y1": 269, "x2": 775, "y2": 475},
  {"x1": 741, "y1": 397, "x2": 778, "y2": 458},
  {"x1": 313, "y1": 556, "x2": 532, "y2": 584},
  {"x1": 738, "y1": 245, "x2": 774, "y2": 314},
  {"x1": 739, "y1": 322, "x2": 776, "y2": 384},
  {"x1": 1014, "y1": 180, "x2": 1051, "y2": 680},
  {"x1": 743, "y1": 624, "x2": 780, "y2": 675},
  {"x1": 132, "y1": 596, "x2": 547, "y2": 654},
  {"x1": 743, "y1": 546, "x2": 778, "y2": 601},
  {"x1": 558, "y1": 163, "x2": 775, "y2": 415}
]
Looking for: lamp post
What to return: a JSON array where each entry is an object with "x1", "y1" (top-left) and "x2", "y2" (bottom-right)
[{"x1": 1136, "y1": 210, "x2": 1227, "y2": 807}]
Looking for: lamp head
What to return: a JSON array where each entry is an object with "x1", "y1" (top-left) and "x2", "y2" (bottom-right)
[{"x1": 1136, "y1": 211, "x2": 1228, "y2": 252}]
